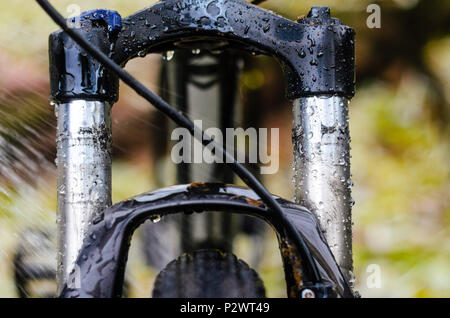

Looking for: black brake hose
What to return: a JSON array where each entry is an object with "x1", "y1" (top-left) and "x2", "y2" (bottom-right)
[{"x1": 36, "y1": 0, "x2": 322, "y2": 284}]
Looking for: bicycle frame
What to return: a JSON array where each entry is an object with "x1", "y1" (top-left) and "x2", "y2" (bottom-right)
[{"x1": 47, "y1": 0, "x2": 355, "y2": 297}]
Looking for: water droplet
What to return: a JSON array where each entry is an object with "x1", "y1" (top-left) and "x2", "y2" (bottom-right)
[
  {"x1": 150, "y1": 214, "x2": 162, "y2": 223},
  {"x1": 349, "y1": 198, "x2": 355, "y2": 207},
  {"x1": 348, "y1": 271, "x2": 356, "y2": 283},
  {"x1": 310, "y1": 59, "x2": 318, "y2": 66},
  {"x1": 137, "y1": 50, "x2": 147, "y2": 58},
  {"x1": 206, "y1": 1, "x2": 220, "y2": 16},
  {"x1": 297, "y1": 49, "x2": 306, "y2": 58},
  {"x1": 163, "y1": 50, "x2": 175, "y2": 61},
  {"x1": 58, "y1": 184, "x2": 65, "y2": 194}
]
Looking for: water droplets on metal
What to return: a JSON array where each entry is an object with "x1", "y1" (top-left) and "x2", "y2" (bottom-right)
[
  {"x1": 162, "y1": 50, "x2": 175, "y2": 61},
  {"x1": 149, "y1": 214, "x2": 162, "y2": 223}
]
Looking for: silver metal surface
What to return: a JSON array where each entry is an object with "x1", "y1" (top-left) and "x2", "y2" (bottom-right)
[
  {"x1": 292, "y1": 96, "x2": 353, "y2": 284},
  {"x1": 55, "y1": 100, "x2": 112, "y2": 293},
  {"x1": 188, "y1": 54, "x2": 222, "y2": 244}
]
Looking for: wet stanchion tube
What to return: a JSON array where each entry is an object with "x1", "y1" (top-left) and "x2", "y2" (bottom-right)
[
  {"x1": 48, "y1": 9, "x2": 120, "y2": 292},
  {"x1": 55, "y1": 100, "x2": 112, "y2": 293},
  {"x1": 292, "y1": 96, "x2": 354, "y2": 283}
]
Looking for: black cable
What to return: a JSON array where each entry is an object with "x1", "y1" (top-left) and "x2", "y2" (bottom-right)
[{"x1": 36, "y1": 0, "x2": 321, "y2": 284}]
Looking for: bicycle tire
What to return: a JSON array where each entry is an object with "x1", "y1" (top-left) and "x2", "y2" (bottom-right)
[{"x1": 152, "y1": 249, "x2": 266, "y2": 298}]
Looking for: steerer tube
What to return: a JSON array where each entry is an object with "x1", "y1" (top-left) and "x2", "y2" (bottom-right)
[
  {"x1": 55, "y1": 100, "x2": 112, "y2": 293},
  {"x1": 292, "y1": 96, "x2": 353, "y2": 284}
]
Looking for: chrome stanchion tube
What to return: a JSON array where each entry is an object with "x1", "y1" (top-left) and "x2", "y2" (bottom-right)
[
  {"x1": 55, "y1": 100, "x2": 112, "y2": 293},
  {"x1": 292, "y1": 96, "x2": 353, "y2": 283}
]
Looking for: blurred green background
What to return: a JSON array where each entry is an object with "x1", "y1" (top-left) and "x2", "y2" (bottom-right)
[{"x1": 0, "y1": 0, "x2": 449, "y2": 297}]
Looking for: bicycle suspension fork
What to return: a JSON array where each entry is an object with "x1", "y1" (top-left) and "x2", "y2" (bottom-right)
[
  {"x1": 288, "y1": 7, "x2": 355, "y2": 284},
  {"x1": 47, "y1": 2, "x2": 355, "y2": 292}
]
